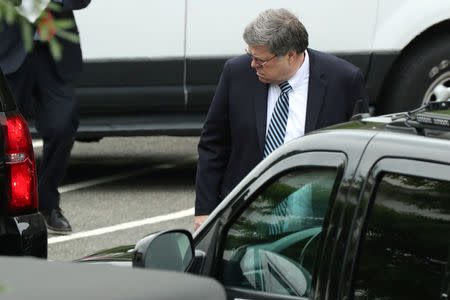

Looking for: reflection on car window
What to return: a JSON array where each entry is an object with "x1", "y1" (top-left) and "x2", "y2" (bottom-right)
[
  {"x1": 220, "y1": 168, "x2": 337, "y2": 297},
  {"x1": 269, "y1": 183, "x2": 315, "y2": 235},
  {"x1": 354, "y1": 173, "x2": 450, "y2": 300}
]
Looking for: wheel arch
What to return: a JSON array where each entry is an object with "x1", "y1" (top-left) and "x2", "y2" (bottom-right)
[
  {"x1": 373, "y1": 18, "x2": 450, "y2": 114},
  {"x1": 372, "y1": 1, "x2": 450, "y2": 52}
]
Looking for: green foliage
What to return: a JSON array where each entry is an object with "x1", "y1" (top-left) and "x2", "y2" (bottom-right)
[
  {"x1": 0, "y1": 0, "x2": 80, "y2": 60},
  {"x1": 18, "y1": 16, "x2": 33, "y2": 51},
  {"x1": 48, "y1": 36, "x2": 62, "y2": 60},
  {"x1": 54, "y1": 22, "x2": 79, "y2": 43},
  {"x1": 0, "y1": 0, "x2": 24, "y2": 24}
]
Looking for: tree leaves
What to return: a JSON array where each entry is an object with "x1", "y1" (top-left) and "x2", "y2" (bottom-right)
[
  {"x1": 48, "y1": 36, "x2": 62, "y2": 60},
  {"x1": 0, "y1": 0, "x2": 80, "y2": 61},
  {"x1": 18, "y1": 16, "x2": 32, "y2": 51},
  {"x1": 0, "y1": 0, "x2": 19, "y2": 24}
]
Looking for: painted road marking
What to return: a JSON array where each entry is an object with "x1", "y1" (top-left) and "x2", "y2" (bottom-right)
[
  {"x1": 48, "y1": 207, "x2": 194, "y2": 244},
  {"x1": 32, "y1": 139, "x2": 43, "y2": 148},
  {"x1": 48, "y1": 156, "x2": 198, "y2": 244},
  {"x1": 58, "y1": 163, "x2": 175, "y2": 194}
]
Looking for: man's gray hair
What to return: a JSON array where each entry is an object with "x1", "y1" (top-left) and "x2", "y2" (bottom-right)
[{"x1": 243, "y1": 8, "x2": 309, "y2": 56}]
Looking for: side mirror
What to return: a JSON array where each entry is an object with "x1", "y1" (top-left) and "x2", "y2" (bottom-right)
[{"x1": 132, "y1": 229, "x2": 194, "y2": 272}]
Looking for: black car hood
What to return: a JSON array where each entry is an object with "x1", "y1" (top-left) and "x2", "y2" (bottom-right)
[{"x1": 75, "y1": 244, "x2": 135, "y2": 267}]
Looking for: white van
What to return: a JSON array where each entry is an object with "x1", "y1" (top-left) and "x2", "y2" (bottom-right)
[{"x1": 73, "y1": 0, "x2": 450, "y2": 139}]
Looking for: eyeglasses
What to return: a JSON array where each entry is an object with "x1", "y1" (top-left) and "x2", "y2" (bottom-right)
[{"x1": 245, "y1": 49, "x2": 277, "y2": 67}]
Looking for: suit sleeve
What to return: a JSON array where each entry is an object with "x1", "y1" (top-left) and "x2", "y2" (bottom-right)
[
  {"x1": 348, "y1": 68, "x2": 369, "y2": 117},
  {"x1": 59, "y1": 0, "x2": 91, "y2": 11},
  {"x1": 195, "y1": 62, "x2": 232, "y2": 216}
]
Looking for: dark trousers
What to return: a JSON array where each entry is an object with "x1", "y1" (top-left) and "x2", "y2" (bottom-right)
[{"x1": 5, "y1": 43, "x2": 79, "y2": 212}]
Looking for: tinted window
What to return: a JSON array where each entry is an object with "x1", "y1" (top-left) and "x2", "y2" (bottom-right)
[
  {"x1": 354, "y1": 173, "x2": 450, "y2": 300},
  {"x1": 220, "y1": 168, "x2": 338, "y2": 297}
]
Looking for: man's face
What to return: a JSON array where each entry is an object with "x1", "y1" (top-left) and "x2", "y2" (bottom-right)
[{"x1": 247, "y1": 45, "x2": 292, "y2": 84}]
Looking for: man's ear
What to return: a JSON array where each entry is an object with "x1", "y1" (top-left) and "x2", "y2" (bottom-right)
[{"x1": 287, "y1": 50, "x2": 298, "y2": 64}]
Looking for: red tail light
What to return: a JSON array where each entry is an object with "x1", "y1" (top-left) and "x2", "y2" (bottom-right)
[{"x1": 1, "y1": 112, "x2": 38, "y2": 214}]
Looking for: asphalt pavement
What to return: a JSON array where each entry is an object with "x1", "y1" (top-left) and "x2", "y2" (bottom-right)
[{"x1": 34, "y1": 136, "x2": 200, "y2": 261}]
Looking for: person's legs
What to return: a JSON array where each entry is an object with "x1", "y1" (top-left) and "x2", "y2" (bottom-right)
[
  {"x1": 33, "y1": 44, "x2": 79, "y2": 233},
  {"x1": 4, "y1": 55, "x2": 34, "y2": 117}
]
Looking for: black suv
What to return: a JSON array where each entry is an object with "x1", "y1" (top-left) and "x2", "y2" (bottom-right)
[
  {"x1": 79, "y1": 101, "x2": 450, "y2": 300},
  {"x1": 0, "y1": 70, "x2": 47, "y2": 257}
]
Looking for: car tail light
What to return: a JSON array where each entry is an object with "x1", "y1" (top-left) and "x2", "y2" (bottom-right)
[{"x1": 1, "y1": 112, "x2": 38, "y2": 214}]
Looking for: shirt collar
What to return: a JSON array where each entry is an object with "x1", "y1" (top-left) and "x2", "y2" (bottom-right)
[{"x1": 286, "y1": 49, "x2": 310, "y2": 91}]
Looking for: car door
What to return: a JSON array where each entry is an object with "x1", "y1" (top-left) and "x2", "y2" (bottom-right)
[
  {"x1": 339, "y1": 143, "x2": 450, "y2": 299},
  {"x1": 193, "y1": 151, "x2": 349, "y2": 300}
]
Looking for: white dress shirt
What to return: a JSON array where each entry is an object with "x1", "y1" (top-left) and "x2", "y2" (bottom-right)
[{"x1": 266, "y1": 50, "x2": 310, "y2": 144}]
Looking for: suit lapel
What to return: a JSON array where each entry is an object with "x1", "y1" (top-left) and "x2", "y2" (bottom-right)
[
  {"x1": 253, "y1": 81, "x2": 268, "y2": 155},
  {"x1": 305, "y1": 49, "x2": 327, "y2": 133}
]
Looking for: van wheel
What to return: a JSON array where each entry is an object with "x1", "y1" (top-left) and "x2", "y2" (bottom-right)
[{"x1": 376, "y1": 36, "x2": 450, "y2": 115}]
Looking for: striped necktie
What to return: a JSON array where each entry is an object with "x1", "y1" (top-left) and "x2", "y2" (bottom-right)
[{"x1": 264, "y1": 81, "x2": 292, "y2": 157}]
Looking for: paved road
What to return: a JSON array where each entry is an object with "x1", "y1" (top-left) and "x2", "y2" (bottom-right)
[{"x1": 34, "y1": 136, "x2": 200, "y2": 261}]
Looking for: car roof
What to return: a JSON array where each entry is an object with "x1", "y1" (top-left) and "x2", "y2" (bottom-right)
[
  {"x1": 0, "y1": 256, "x2": 226, "y2": 300},
  {"x1": 374, "y1": 101, "x2": 449, "y2": 136},
  {"x1": 327, "y1": 101, "x2": 450, "y2": 141}
]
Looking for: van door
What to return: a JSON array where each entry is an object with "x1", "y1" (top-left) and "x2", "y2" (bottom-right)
[
  {"x1": 74, "y1": 1, "x2": 186, "y2": 130},
  {"x1": 184, "y1": 0, "x2": 378, "y2": 113}
]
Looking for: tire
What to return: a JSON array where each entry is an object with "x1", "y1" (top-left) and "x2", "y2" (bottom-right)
[
  {"x1": 75, "y1": 137, "x2": 103, "y2": 143},
  {"x1": 376, "y1": 35, "x2": 450, "y2": 115}
]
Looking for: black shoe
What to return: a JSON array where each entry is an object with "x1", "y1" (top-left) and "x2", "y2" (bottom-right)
[{"x1": 41, "y1": 209, "x2": 72, "y2": 234}]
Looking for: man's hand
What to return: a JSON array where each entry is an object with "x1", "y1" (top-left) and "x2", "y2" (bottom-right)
[{"x1": 194, "y1": 215, "x2": 209, "y2": 231}]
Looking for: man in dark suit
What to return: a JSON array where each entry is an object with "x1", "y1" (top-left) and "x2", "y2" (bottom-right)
[
  {"x1": 194, "y1": 8, "x2": 368, "y2": 229},
  {"x1": 0, "y1": 0, "x2": 91, "y2": 233}
]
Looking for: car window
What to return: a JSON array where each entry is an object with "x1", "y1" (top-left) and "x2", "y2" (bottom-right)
[
  {"x1": 354, "y1": 172, "x2": 450, "y2": 300},
  {"x1": 220, "y1": 167, "x2": 338, "y2": 298}
]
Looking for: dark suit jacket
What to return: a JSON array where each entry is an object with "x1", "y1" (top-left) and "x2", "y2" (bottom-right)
[
  {"x1": 195, "y1": 48, "x2": 368, "y2": 215},
  {"x1": 0, "y1": 0, "x2": 90, "y2": 81}
]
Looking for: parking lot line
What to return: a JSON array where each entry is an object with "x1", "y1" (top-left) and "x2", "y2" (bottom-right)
[
  {"x1": 58, "y1": 163, "x2": 175, "y2": 194},
  {"x1": 48, "y1": 207, "x2": 194, "y2": 244},
  {"x1": 32, "y1": 139, "x2": 43, "y2": 148}
]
